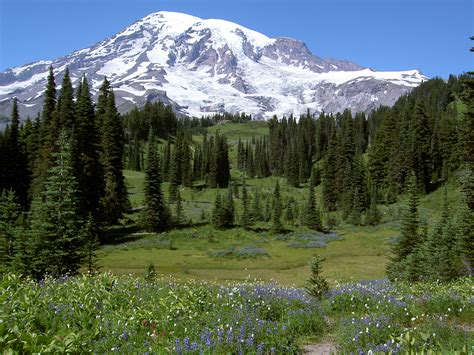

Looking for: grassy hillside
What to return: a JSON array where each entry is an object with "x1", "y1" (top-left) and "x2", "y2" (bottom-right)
[{"x1": 100, "y1": 121, "x2": 462, "y2": 285}]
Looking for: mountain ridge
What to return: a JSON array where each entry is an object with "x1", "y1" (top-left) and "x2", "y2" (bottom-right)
[{"x1": 0, "y1": 11, "x2": 427, "y2": 124}]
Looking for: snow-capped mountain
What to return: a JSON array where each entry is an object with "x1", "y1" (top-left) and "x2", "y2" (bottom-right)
[{"x1": 0, "y1": 11, "x2": 427, "y2": 122}]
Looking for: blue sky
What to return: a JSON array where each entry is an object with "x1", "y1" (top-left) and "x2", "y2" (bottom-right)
[{"x1": 0, "y1": 0, "x2": 472, "y2": 78}]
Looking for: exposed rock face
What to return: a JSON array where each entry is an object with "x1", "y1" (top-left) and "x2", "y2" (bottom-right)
[{"x1": 0, "y1": 11, "x2": 426, "y2": 127}]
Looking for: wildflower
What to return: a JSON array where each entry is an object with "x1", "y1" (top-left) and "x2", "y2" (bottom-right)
[
  {"x1": 121, "y1": 331, "x2": 129, "y2": 341},
  {"x1": 174, "y1": 338, "x2": 181, "y2": 353}
]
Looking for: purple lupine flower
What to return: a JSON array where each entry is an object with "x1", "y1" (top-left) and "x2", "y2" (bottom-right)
[
  {"x1": 174, "y1": 338, "x2": 181, "y2": 354},
  {"x1": 121, "y1": 331, "x2": 129, "y2": 341},
  {"x1": 201, "y1": 328, "x2": 212, "y2": 348},
  {"x1": 183, "y1": 337, "x2": 190, "y2": 351},
  {"x1": 217, "y1": 328, "x2": 224, "y2": 342},
  {"x1": 226, "y1": 327, "x2": 234, "y2": 344},
  {"x1": 246, "y1": 335, "x2": 254, "y2": 347}
]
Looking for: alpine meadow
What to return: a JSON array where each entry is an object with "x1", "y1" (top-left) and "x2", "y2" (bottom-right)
[{"x1": 0, "y1": 5, "x2": 473, "y2": 354}]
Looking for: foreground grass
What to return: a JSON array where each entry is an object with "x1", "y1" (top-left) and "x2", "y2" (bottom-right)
[{"x1": 2, "y1": 273, "x2": 471, "y2": 353}]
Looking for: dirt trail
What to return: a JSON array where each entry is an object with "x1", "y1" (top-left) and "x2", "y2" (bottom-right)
[{"x1": 303, "y1": 341, "x2": 337, "y2": 354}]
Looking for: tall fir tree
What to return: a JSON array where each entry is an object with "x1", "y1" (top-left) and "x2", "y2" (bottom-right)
[
  {"x1": 211, "y1": 191, "x2": 224, "y2": 229},
  {"x1": 240, "y1": 176, "x2": 251, "y2": 229},
  {"x1": 459, "y1": 61, "x2": 474, "y2": 165},
  {"x1": 223, "y1": 183, "x2": 235, "y2": 227},
  {"x1": 31, "y1": 66, "x2": 57, "y2": 199},
  {"x1": 174, "y1": 189, "x2": 184, "y2": 225},
  {"x1": 457, "y1": 167, "x2": 474, "y2": 275},
  {"x1": 365, "y1": 193, "x2": 382, "y2": 226},
  {"x1": 251, "y1": 188, "x2": 263, "y2": 222},
  {"x1": 0, "y1": 190, "x2": 22, "y2": 273},
  {"x1": 3, "y1": 98, "x2": 29, "y2": 207},
  {"x1": 304, "y1": 182, "x2": 323, "y2": 231},
  {"x1": 322, "y1": 131, "x2": 339, "y2": 211},
  {"x1": 82, "y1": 214, "x2": 101, "y2": 275},
  {"x1": 98, "y1": 79, "x2": 129, "y2": 224},
  {"x1": 141, "y1": 140, "x2": 170, "y2": 232},
  {"x1": 74, "y1": 76, "x2": 104, "y2": 220},
  {"x1": 271, "y1": 180, "x2": 283, "y2": 233},
  {"x1": 386, "y1": 173, "x2": 421, "y2": 280},
  {"x1": 28, "y1": 131, "x2": 85, "y2": 279},
  {"x1": 57, "y1": 68, "x2": 75, "y2": 130},
  {"x1": 215, "y1": 134, "x2": 230, "y2": 188}
]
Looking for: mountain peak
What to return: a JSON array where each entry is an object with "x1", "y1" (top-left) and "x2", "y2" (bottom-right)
[
  {"x1": 139, "y1": 11, "x2": 203, "y2": 27},
  {"x1": 0, "y1": 11, "x2": 427, "y2": 124}
]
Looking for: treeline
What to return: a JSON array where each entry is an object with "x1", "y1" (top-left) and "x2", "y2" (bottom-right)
[
  {"x1": 0, "y1": 67, "x2": 128, "y2": 278},
  {"x1": 385, "y1": 71, "x2": 473, "y2": 281},
  {"x1": 123, "y1": 102, "x2": 213, "y2": 171},
  {"x1": 258, "y1": 75, "x2": 470, "y2": 224}
]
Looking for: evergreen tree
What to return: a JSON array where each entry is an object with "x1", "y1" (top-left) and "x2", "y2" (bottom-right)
[
  {"x1": 305, "y1": 255, "x2": 329, "y2": 300},
  {"x1": 251, "y1": 188, "x2": 263, "y2": 222},
  {"x1": 237, "y1": 138, "x2": 246, "y2": 171},
  {"x1": 141, "y1": 140, "x2": 170, "y2": 232},
  {"x1": 41, "y1": 66, "x2": 57, "y2": 134},
  {"x1": 3, "y1": 99, "x2": 29, "y2": 207},
  {"x1": 284, "y1": 196, "x2": 296, "y2": 224},
  {"x1": 74, "y1": 77, "x2": 103, "y2": 220},
  {"x1": 322, "y1": 132, "x2": 339, "y2": 211},
  {"x1": 206, "y1": 136, "x2": 218, "y2": 188},
  {"x1": 396, "y1": 173, "x2": 420, "y2": 260},
  {"x1": 57, "y1": 68, "x2": 75, "y2": 130},
  {"x1": 348, "y1": 155, "x2": 368, "y2": 225},
  {"x1": 174, "y1": 189, "x2": 184, "y2": 225},
  {"x1": 82, "y1": 214, "x2": 100, "y2": 274},
  {"x1": 271, "y1": 180, "x2": 283, "y2": 233},
  {"x1": 304, "y1": 182, "x2": 323, "y2": 231},
  {"x1": 365, "y1": 194, "x2": 382, "y2": 226},
  {"x1": 211, "y1": 192, "x2": 224, "y2": 229},
  {"x1": 216, "y1": 134, "x2": 230, "y2": 188},
  {"x1": 459, "y1": 64, "x2": 474, "y2": 165},
  {"x1": 386, "y1": 173, "x2": 421, "y2": 280},
  {"x1": 240, "y1": 177, "x2": 251, "y2": 229},
  {"x1": 98, "y1": 80, "x2": 129, "y2": 224},
  {"x1": 284, "y1": 142, "x2": 300, "y2": 187},
  {"x1": 0, "y1": 190, "x2": 22, "y2": 273},
  {"x1": 31, "y1": 66, "x2": 57, "y2": 199},
  {"x1": 28, "y1": 131, "x2": 85, "y2": 279},
  {"x1": 20, "y1": 117, "x2": 39, "y2": 204},
  {"x1": 437, "y1": 216, "x2": 463, "y2": 280},
  {"x1": 223, "y1": 183, "x2": 235, "y2": 227},
  {"x1": 168, "y1": 145, "x2": 179, "y2": 201},
  {"x1": 457, "y1": 167, "x2": 474, "y2": 275},
  {"x1": 409, "y1": 102, "x2": 432, "y2": 192},
  {"x1": 162, "y1": 139, "x2": 172, "y2": 181}
]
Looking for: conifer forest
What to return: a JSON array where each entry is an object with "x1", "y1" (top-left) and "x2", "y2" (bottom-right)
[{"x1": 0, "y1": 26, "x2": 473, "y2": 355}]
